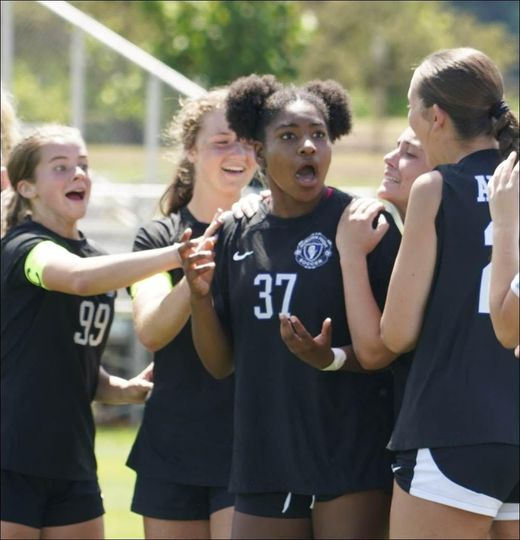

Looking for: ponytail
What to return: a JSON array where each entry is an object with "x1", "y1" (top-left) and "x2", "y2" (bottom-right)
[
  {"x1": 160, "y1": 88, "x2": 228, "y2": 216},
  {"x1": 159, "y1": 157, "x2": 195, "y2": 216},
  {"x1": 492, "y1": 110, "x2": 519, "y2": 159},
  {"x1": 1, "y1": 188, "x2": 31, "y2": 238}
]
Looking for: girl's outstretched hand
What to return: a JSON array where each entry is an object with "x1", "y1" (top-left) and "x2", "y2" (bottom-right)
[
  {"x1": 179, "y1": 227, "x2": 217, "y2": 299},
  {"x1": 176, "y1": 208, "x2": 226, "y2": 297},
  {"x1": 279, "y1": 314, "x2": 334, "y2": 369}
]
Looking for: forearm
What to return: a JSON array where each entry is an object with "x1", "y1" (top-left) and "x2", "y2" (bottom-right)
[
  {"x1": 341, "y1": 255, "x2": 398, "y2": 369},
  {"x1": 134, "y1": 278, "x2": 191, "y2": 352},
  {"x1": 381, "y1": 179, "x2": 440, "y2": 352},
  {"x1": 490, "y1": 227, "x2": 519, "y2": 347},
  {"x1": 190, "y1": 296, "x2": 234, "y2": 379},
  {"x1": 493, "y1": 290, "x2": 520, "y2": 348},
  {"x1": 338, "y1": 345, "x2": 376, "y2": 373},
  {"x1": 44, "y1": 245, "x2": 181, "y2": 296}
]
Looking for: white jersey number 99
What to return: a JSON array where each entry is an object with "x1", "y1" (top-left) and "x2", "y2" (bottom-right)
[{"x1": 74, "y1": 300, "x2": 111, "y2": 346}]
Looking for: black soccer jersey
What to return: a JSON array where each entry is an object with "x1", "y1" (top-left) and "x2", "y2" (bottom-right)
[
  {"x1": 389, "y1": 149, "x2": 519, "y2": 451},
  {"x1": 126, "y1": 207, "x2": 234, "y2": 486},
  {"x1": 213, "y1": 187, "x2": 399, "y2": 495},
  {"x1": 1, "y1": 220, "x2": 115, "y2": 480}
]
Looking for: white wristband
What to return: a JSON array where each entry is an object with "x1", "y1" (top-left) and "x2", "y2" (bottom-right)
[{"x1": 321, "y1": 347, "x2": 347, "y2": 371}]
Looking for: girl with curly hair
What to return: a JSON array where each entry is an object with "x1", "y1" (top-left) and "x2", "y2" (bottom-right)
[{"x1": 181, "y1": 75, "x2": 404, "y2": 539}]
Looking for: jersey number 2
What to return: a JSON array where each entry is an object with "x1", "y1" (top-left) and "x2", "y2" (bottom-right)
[
  {"x1": 254, "y1": 273, "x2": 297, "y2": 319},
  {"x1": 74, "y1": 300, "x2": 111, "y2": 346}
]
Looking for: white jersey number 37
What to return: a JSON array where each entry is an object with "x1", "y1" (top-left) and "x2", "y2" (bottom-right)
[{"x1": 254, "y1": 273, "x2": 297, "y2": 319}]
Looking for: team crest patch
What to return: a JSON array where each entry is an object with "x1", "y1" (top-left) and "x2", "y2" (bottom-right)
[{"x1": 294, "y1": 232, "x2": 333, "y2": 269}]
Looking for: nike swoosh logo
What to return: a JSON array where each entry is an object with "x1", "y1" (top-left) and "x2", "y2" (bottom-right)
[
  {"x1": 233, "y1": 250, "x2": 254, "y2": 261},
  {"x1": 26, "y1": 267, "x2": 42, "y2": 287}
]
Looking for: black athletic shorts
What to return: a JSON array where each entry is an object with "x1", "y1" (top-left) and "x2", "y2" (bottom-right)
[
  {"x1": 131, "y1": 475, "x2": 234, "y2": 520},
  {"x1": 392, "y1": 445, "x2": 519, "y2": 520},
  {"x1": 235, "y1": 492, "x2": 341, "y2": 519},
  {"x1": 0, "y1": 469, "x2": 104, "y2": 528}
]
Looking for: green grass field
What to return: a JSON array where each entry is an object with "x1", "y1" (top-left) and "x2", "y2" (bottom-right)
[{"x1": 96, "y1": 425, "x2": 144, "y2": 540}]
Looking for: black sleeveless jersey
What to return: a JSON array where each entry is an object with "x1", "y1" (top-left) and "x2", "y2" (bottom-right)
[
  {"x1": 213, "y1": 187, "x2": 399, "y2": 495},
  {"x1": 126, "y1": 207, "x2": 234, "y2": 486},
  {"x1": 1, "y1": 220, "x2": 115, "y2": 480},
  {"x1": 389, "y1": 149, "x2": 519, "y2": 451}
]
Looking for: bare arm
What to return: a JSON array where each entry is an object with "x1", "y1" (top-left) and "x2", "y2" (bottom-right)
[
  {"x1": 381, "y1": 172, "x2": 442, "y2": 352},
  {"x1": 35, "y1": 212, "x2": 225, "y2": 297},
  {"x1": 181, "y1": 238, "x2": 234, "y2": 379},
  {"x1": 40, "y1": 243, "x2": 182, "y2": 296},
  {"x1": 336, "y1": 198, "x2": 399, "y2": 370},
  {"x1": 132, "y1": 218, "x2": 226, "y2": 352},
  {"x1": 488, "y1": 153, "x2": 519, "y2": 348},
  {"x1": 132, "y1": 274, "x2": 191, "y2": 352},
  {"x1": 95, "y1": 363, "x2": 154, "y2": 404}
]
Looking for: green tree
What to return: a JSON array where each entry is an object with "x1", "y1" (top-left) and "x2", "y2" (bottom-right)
[
  {"x1": 137, "y1": 0, "x2": 308, "y2": 86},
  {"x1": 297, "y1": 1, "x2": 518, "y2": 117}
]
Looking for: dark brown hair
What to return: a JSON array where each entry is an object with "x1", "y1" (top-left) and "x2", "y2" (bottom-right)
[{"x1": 414, "y1": 48, "x2": 518, "y2": 158}]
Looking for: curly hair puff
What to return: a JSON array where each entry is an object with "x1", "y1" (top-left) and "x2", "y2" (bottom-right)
[
  {"x1": 226, "y1": 74, "x2": 352, "y2": 144},
  {"x1": 303, "y1": 80, "x2": 352, "y2": 141},
  {"x1": 225, "y1": 74, "x2": 282, "y2": 142}
]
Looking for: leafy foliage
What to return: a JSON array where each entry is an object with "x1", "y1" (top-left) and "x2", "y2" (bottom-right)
[
  {"x1": 8, "y1": 0, "x2": 518, "y2": 143},
  {"x1": 296, "y1": 1, "x2": 518, "y2": 116},
  {"x1": 137, "y1": 1, "x2": 308, "y2": 86}
]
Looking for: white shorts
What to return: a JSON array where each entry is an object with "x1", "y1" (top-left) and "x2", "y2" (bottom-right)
[{"x1": 392, "y1": 445, "x2": 519, "y2": 520}]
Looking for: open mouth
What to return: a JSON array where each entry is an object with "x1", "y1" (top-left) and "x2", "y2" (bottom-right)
[
  {"x1": 383, "y1": 174, "x2": 400, "y2": 184},
  {"x1": 295, "y1": 164, "x2": 317, "y2": 183},
  {"x1": 65, "y1": 190, "x2": 86, "y2": 201},
  {"x1": 222, "y1": 165, "x2": 246, "y2": 174}
]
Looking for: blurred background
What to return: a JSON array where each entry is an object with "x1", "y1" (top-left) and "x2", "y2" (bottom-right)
[{"x1": 1, "y1": 2, "x2": 519, "y2": 537}]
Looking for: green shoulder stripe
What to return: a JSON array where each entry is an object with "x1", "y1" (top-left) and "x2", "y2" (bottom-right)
[
  {"x1": 24, "y1": 240, "x2": 69, "y2": 289},
  {"x1": 129, "y1": 272, "x2": 173, "y2": 299}
]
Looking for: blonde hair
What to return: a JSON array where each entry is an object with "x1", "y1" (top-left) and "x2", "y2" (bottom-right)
[
  {"x1": 159, "y1": 88, "x2": 228, "y2": 215},
  {"x1": 2, "y1": 125, "x2": 84, "y2": 237}
]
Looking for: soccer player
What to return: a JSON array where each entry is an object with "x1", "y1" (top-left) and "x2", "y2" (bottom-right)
[
  {"x1": 126, "y1": 88, "x2": 257, "y2": 539},
  {"x1": 380, "y1": 48, "x2": 519, "y2": 539},
  {"x1": 0, "y1": 125, "x2": 216, "y2": 539},
  {"x1": 181, "y1": 74, "x2": 399, "y2": 539}
]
